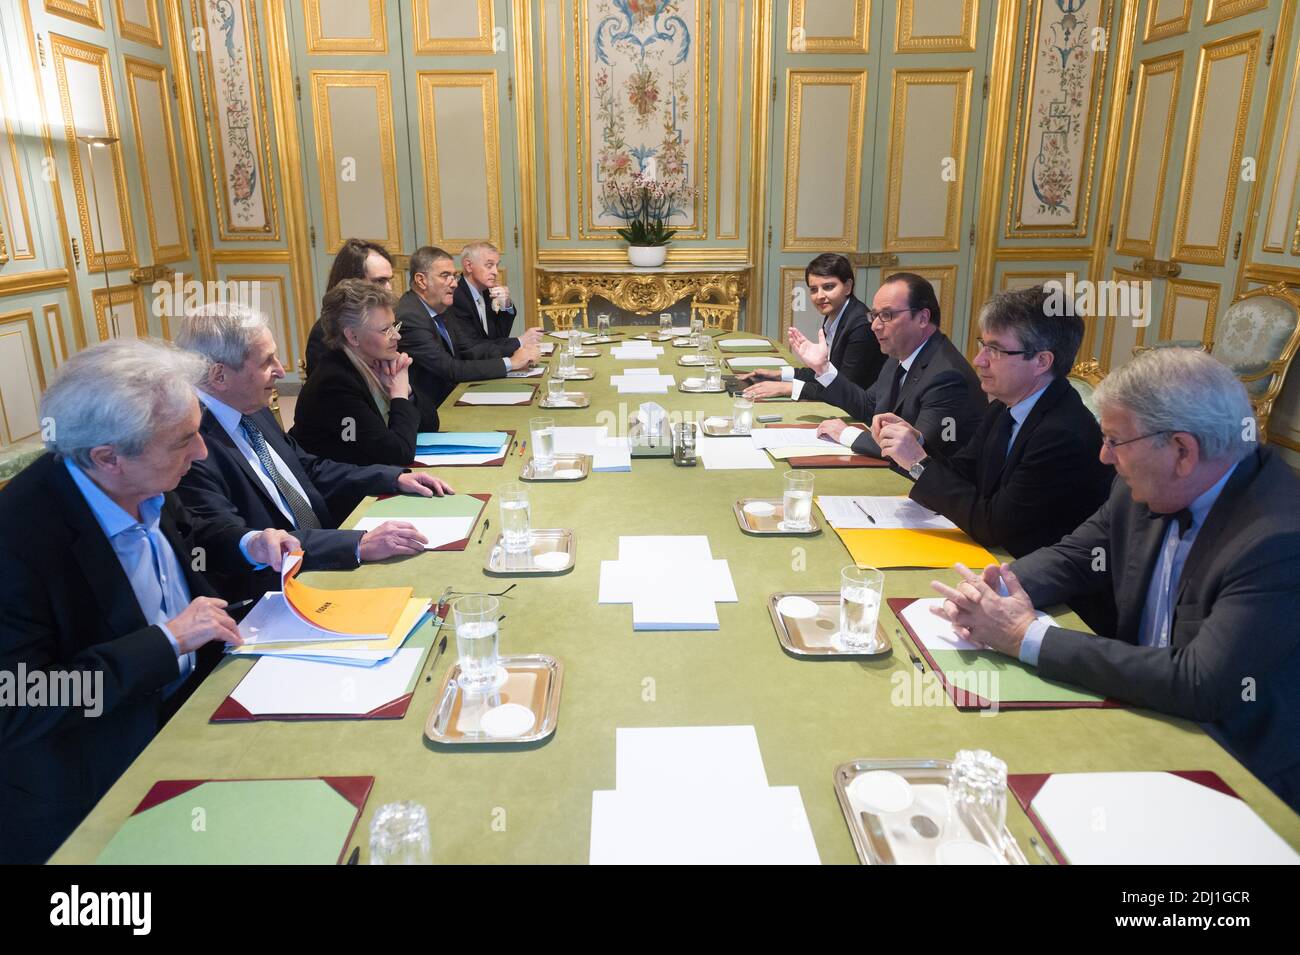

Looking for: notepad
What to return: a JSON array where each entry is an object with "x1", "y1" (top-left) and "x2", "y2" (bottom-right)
[
  {"x1": 817, "y1": 495, "x2": 957, "y2": 530},
  {"x1": 457, "y1": 389, "x2": 535, "y2": 405}
]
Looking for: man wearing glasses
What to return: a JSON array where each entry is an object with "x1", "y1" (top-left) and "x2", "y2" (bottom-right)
[
  {"x1": 929, "y1": 347, "x2": 1300, "y2": 813},
  {"x1": 871, "y1": 286, "x2": 1113, "y2": 559},
  {"x1": 789, "y1": 272, "x2": 984, "y2": 458}
]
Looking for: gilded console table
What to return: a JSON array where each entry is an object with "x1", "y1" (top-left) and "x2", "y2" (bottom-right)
[{"x1": 536, "y1": 261, "x2": 751, "y2": 316}]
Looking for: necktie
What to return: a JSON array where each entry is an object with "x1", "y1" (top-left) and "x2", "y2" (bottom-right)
[
  {"x1": 239, "y1": 416, "x2": 321, "y2": 530},
  {"x1": 434, "y1": 316, "x2": 455, "y2": 355},
  {"x1": 885, "y1": 363, "x2": 907, "y2": 411},
  {"x1": 1143, "y1": 508, "x2": 1195, "y2": 648},
  {"x1": 475, "y1": 293, "x2": 488, "y2": 334},
  {"x1": 980, "y1": 407, "x2": 1015, "y2": 490}
]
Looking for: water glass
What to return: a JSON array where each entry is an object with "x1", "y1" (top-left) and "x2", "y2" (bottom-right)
[
  {"x1": 672, "y1": 422, "x2": 697, "y2": 466},
  {"x1": 546, "y1": 377, "x2": 566, "y2": 404},
  {"x1": 704, "y1": 358, "x2": 722, "y2": 390},
  {"x1": 659, "y1": 313, "x2": 673, "y2": 337},
  {"x1": 369, "y1": 801, "x2": 432, "y2": 865},
  {"x1": 733, "y1": 396, "x2": 754, "y2": 435},
  {"x1": 557, "y1": 347, "x2": 576, "y2": 378},
  {"x1": 782, "y1": 470, "x2": 815, "y2": 531},
  {"x1": 838, "y1": 564, "x2": 883, "y2": 648},
  {"x1": 530, "y1": 416, "x2": 555, "y2": 469},
  {"x1": 942, "y1": 749, "x2": 1009, "y2": 859},
  {"x1": 499, "y1": 482, "x2": 532, "y2": 553},
  {"x1": 597, "y1": 313, "x2": 611, "y2": 337},
  {"x1": 453, "y1": 593, "x2": 501, "y2": 691}
]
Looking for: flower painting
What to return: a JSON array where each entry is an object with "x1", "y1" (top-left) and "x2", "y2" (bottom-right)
[
  {"x1": 1013, "y1": 0, "x2": 1109, "y2": 234},
  {"x1": 588, "y1": 0, "x2": 698, "y2": 231}
]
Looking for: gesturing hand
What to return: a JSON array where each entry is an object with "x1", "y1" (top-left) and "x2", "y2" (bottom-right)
[{"x1": 929, "y1": 562, "x2": 1037, "y2": 657}]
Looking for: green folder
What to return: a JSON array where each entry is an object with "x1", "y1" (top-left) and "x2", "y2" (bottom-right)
[
  {"x1": 96, "y1": 777, "x2": 372, "y2": 864},
  {"x1": 927, "y1": 650, "x2": 1107, "y2": 706},
  {"x1": 360, "y1": 492, "x2": 487, "y2": 520}
]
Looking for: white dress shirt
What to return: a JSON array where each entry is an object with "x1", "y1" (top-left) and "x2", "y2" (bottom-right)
[
  {"x1": 826, "y1": 336, "x2": 932, "y2": 448},
  {"x1": 782, "y1": 298, "x2": 851, "y2": 399},
  {"x1": 199, "y1": 391, "x2": 311, "y2": 526}
]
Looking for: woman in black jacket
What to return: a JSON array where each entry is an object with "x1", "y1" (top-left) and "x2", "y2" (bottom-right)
[{"x1": 290, "y1": 279, "x2": 420, "y2": 467}]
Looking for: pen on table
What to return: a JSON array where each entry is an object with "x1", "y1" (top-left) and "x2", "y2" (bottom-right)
[
  {"x1": 519, "y1": 440, "x2": 527, "y2": 457},
  {"x1": 895, "y1": 628, "x2": 924, "y2": 672},
  {"x1": 477, "y1": 517, "x2": 491, "y2": 545},
  {"x1": 1029, "y1": 835, "x2": 1053, "y2": 865},
  {"x1": 424, "y1": 633, "x2": 448, "y2": 682},
  {"x1": 853, "y1": 500, "x2": 877, "y2": 524},
  {"x1": 346, "y1": 846, "x2": 360, "y2": 865}
]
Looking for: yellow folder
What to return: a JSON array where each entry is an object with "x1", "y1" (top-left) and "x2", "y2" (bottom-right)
[
  {"x1": 831, "y1": 526, "x2": 998, "y2": 570},
  {"x1": 282, "y1": 552, "x2": 413, "y2": 638}
]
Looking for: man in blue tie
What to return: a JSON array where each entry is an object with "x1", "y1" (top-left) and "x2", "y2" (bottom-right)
[
  {"x1": 929, "y1": 348, "x2": 1300, "y2": 813},
  {"x1": 395, "y1": 246, "x2": 539, "y2": 432},
  {"x1": 176, "y1": 302, "x2": 456, "y2": 600},
  {"x1": 0, "y1": 339, "x2": 299, "y2": 862}
]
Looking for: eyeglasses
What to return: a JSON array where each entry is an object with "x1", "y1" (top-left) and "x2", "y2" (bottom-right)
[
  {"x1": 976, "y1": 337, "x2": 1034, "y2": 360},
  {"x1": 368, "y1": 321, "x2": 402, "y2": 340},
  {"x1": 1102, "y1": 430, "x2": 1172, "y2": 450},
  {"x1": 866, "y1": 306, "x2": 915, "y2": 325}
]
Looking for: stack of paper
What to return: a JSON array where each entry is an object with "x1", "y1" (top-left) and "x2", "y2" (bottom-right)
[
  {"x1": 456, "y1": 382, "x2": 536, "y2": 405},
  {"x1": 219, "y1": 646, "x2": 427, "y2": 718},
  {"x1": 589, "y1": 726, "x2": 820, "y2": 864},
  {"x1": 611, "y1": 343, "x2": 664, "y2": 360},
  {"x1": 552, "y1": 425, "x2": 631, "y2": 472},
  {"x1": 727, "y1": 356, "x2": 790, "y2": 369},
  {"x1": 414, "y1": 431, "x2": 509, "y2": 466},
  {"x1": 599, "y1": 535, "x2": 737, "y2": 629},
  {"x1": 230, "y1": 591, "x2": 431, "y2": 666},
  {"x1": 817, "y1": 495, "x2": 957, "y2": 530},
  {"x1": 611, "y1": 368, "x2": 676, "y2": 394},
  {"x1": 506, "y1": 365, "x2": 546, "y2": 378},
  {"x1": 749, "y1": 428, "x2": 854, "y2": 459},
  {"x1": 696, "y1": 428, "x2": 774, "y2": 470},
  {"x1": 817, "y1": 496, "x2": 998, "y2": 569},
  {"x1": 716, "y1": 338, "x2": 773, "y2": 352}
]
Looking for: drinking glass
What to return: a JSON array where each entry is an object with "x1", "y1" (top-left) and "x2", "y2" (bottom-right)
[
  {"x1": 659, "y1": 313, "x2": 673, "y2": 337},
  {"x1": 530, "y1": 416, "x2": 555, "y2": 470},
  {"x1": 453, "y1": 594, "x2": 501, "y2": 690},
  {"x1": 557, "y1": 347, "x2": 576, "y2": 378},
  {"x1": 704, "y1": 358, "x2": 722, "y2": 390},
  {"x1": 838, "y1": 564, "x2": 883, "y2": 647},
  {"x1": 499, "y1": 482, "x2": 532, "y2": 553},
  {"x1": 672, "y1": 422, "x2": 697, "y2": 466},
  {"x1": 368, "y1": 801, "x2": 432, "y2": 865},
  {"x1": 546, "y1": 377, "x2": 566, "y2": 404},
  {"x1": 733, "y1": 396, "x2": 754, "y2": 434},
  {"x1": 597, "y1": 313, "x2": 611, "y2": 337},
  {"x1": 940, "y1": 749, "x2": 1009, "y2": 863}
]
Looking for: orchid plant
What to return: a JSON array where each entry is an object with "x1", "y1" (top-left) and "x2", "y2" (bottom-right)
[{"x1": 601, "y1": 174, "x2": 694, "y2": 247}]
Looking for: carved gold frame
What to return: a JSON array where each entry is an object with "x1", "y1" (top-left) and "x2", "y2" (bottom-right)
[
  {"x1": 0, "y1": 309, "x2": 46, "y2": 444},
  {"x1": 415, "y1": 0, "x2": 494, "y2": 54},
  {"x1": 782, "y1": 69, "x2": 867, "y2": 252},
  {"x1": 0, "y1": 72, "x2": 34, "y2": 261},
  {"x1": 1115, "y1": 51, "x2": 1183, "y2": 258},
  {"x1": 897, "y1": 0, "x2": 977, "y2": 53},
  {"x1": 124, "y1": 56, "x2": 189, "y2": 264},
  {"x1": 1207, "y1": 0, "x2": 1269, "y2": 27},
  {"x1": 1159, "y1": 277, "x2": 1221, "y2": 344},
  {"x1": 304, "y1": 0, "x2": 387, "y2": 54},
  {"x1": 1144, "y1": 0, "x2": 1192, "y2": 41},
  {"x1": 91, "y1": 284, "x2": 147, "y2": 341},
  {"x1": 788, "y1": 0, "x2": 869, "y2": 54},
  {"x1": 536, "y1": 266, "x2": 748, "y2": 316},
  {"x1": 44, "y1": 0, "x2": 102, "y2": 29},
  {"x1": 115, "y1": 0, "x2": 162, "y2": 46}
]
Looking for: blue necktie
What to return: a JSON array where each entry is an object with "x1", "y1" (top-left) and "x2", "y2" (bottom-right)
[{"x1": 434, "y1": 317, "x2": 455, "y2": 355}]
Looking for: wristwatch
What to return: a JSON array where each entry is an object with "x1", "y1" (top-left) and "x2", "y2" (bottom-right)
[{"x1": 907, "y1": 456, "x2": 928, "y2": 481}]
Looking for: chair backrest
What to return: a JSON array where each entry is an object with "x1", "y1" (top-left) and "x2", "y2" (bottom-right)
[
  {"x1": 690, "y1": 300, "x2": 740, "y2": 331},
  {"x1": 536, "y1": 302, "x2": 588, "y2": 332},
  {"x1": 1066, "y1": 358, "x2": 1104, "y2": 420},
  {"x1": 1210, "y1": 282, "x2": 1300, "y2": 441}
]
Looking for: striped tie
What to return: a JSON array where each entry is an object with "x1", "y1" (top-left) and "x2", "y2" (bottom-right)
[{"x1": 239, "y1": 415, "x2": 321, "y2": 530}]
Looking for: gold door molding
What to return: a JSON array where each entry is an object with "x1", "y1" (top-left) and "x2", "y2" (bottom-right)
[
  {"x1": 1207, "y1": 0, "x2": 1269, "y2": 27},
  {"x1": 1171, "y1": 31, "x2": 1261, "y2": 265},
  {"x1": 0, "y1": 72, "x2": 35, "y2": 261},
  {"x1": 124, "y1": 57, "x2": 188, "y2": 264},
  {"x1": 414, "y1": 0, "x2": 495, "y2": 55},
  {"x1": 190, "y1": 0, "x2": 279, "y2": 240},
  {"x1": 92, "y1": 284, "x2": 147, "y2": 340},
  {"x1": 782, "y1": 69, "x2": 867, "y2": 252},
  {"x1": 1160, "y1": 277, "x2": 1221, "y2": 343},
  {"x1": 0, "y1": 309, "x2": 46, "y2": 446},
  {"x1": 48, "y1": 33, "x2": 137, "y2": 272},
  {"x1": 1115, "y1": 52, "x2": 1183, "y2": 258},
  {"x1": 416, "y1": 71, "x2": 503, "y2": 254},
  {"x1": 717, "y1": 0, "x2": 745, "y2": 240},
  {"x1": 1263, "y1": 28, "x2": 1300, "y2": 254},
  {"x1": 538, "y1": 0, "x2": 570, "y2": 240},
  {"x1": 304, "y1": 0, "x2": 387, "y2": 54},
  {"x1": 884, "y1": 69, "x2": 971, "y2": 253},
  {"x1": 309, "y1": 71, "x2": 402, "y2": 254},
  {"x1": 213, "y1": 269, "x2": 291, "y2": 357},
  {"x1": 44, "y1": 0, "x2": 103, "y2": 29},
  {"x1": 1101, "y1": 266, "x2": 1151, "y2": 370},
  {"x1": 115, "y1": 0, "x2": 163, "y2": 47},
  {"x1": 896, "y1": 0, "x2": 977, "y2": 54},
  {"x1": 1006, "y1": 0, "x2": 1113, "y2": 238},
  {"x1": 897, "y1": 263, "x2": 957, "y2": 336},
  {"x1": 1144, "y1": 0, "x2": 1192, "y2": 41},
  {"x1": 44, "y1": 303, "x2": 69, "y2": 368},
  {"x1": 788, "y1": 0, "x2": 869, "y2": 54}
]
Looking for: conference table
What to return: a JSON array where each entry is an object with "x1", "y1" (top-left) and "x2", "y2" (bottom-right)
[{"x1": 53, "y1": 329, "x2": 1300, "y2": 864}]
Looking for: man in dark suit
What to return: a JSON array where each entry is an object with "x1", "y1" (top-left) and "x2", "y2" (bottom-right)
[
  {"x1": 790, "y1": 271, "x2": 986, "y2": 458},
  {"x1": 740, "y1": 253, "x2": 885, "y2": 401},
  {"x1": 304, "y1": 238, "x2": 395, "y2": 376},
  {"x1": 931, "y1": 348, "x2": 1300, "y2": 813},
  {"x1": 175, "y1": 304, "x2": 456, "y2": 599},
  {"x1": 397, "y1": 246, "x2": 539, "y2": 432},
  {"x1": 0, "y1": 340, "x2": 298, "y2": 863},
  {"x1": 446, "y1": 241, "x2": 544, "y2": 358},
  {"x1": 873, "y1": 285, "x2": 1114, "y2": 557}
]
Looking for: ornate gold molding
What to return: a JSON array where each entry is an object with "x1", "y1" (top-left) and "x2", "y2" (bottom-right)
[
  {"x1": 897, "y1": 0, "x2": 977, "y2": 53},
  {"x1": 1144, "y1": 0, "x2": 1192, "y2": 41},
  {"x1": 415, "y1": 0, "x2": 494, "y2": 54},
  {"x1": 537, "y1": 266, "x2": 749, "y2": 316},
  {"x1": 304, "y1": 0, "x2": 386, "y2": 54},
  {"x1": 1160, "y1": 277, "x2": 1221, "y2": 343},
  {"x1": 537, "y1": 247, "x2": 752, "y2": 266},
  {"x1": 163, "y1": 0, "x2": 213, "y2": 283},
  {"x1": 0, "y1": 73, "x2": 35, "y2": 261},
  {"x1": 124, "y1": 57, "x2": 189, "y2": 264},
  {"x1": 789, "y1": 0, "x2": 869, "y2": 54},
  {"x1": 1207, "y1": 0, "x2": 1269, "y2": 27},
  {"x1": 115, "y1": 0, "x2": 162, "y2": 46},
  {"x1": 44, "y1": 0, "x2": 102, "y2": 29},
  {"x1": 783, "y1": 69, "x2": 867, "y2": 252},
  {"x1": 1116, "y1": 52, "x2": 1183, "y2": 258},
  {"x1": 91, "y1": 284, "x2": 147, "y2": 341}
]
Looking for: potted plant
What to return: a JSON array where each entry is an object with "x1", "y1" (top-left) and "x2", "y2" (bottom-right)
[{"x1": 603, "y1": 174, "x2": 693, "y2": 268}]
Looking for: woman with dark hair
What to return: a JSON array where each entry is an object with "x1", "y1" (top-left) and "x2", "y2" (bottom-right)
[
  {"x1": 290, "y1": 279, "x2": 420, "y2": 467},
  {"x1": 304, "y1": 239, "x2": 396, "y2": 375},
  {"x1": 740, "y1": 252, "x2": 884, "y2": 401}
]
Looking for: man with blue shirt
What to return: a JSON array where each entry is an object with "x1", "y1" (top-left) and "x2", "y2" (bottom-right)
[
  {"x1": 873, "y1": 286, "x2": 1113, "y2": 558},
  {"x1": 0, "y1": 339, "x2": 299, "y2": 862},
  {"x1": 930, "y1": 348, "x2": 1300, "y2": 813},
  {"x1": 176, "y1": 303, "x2": 456, "y2": 601}
]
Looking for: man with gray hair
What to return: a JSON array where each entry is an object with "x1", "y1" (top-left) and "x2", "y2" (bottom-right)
[
  {"x1": 0, "y1": 339, "x2": 300, "y2": 862},
  {"x1": 447, "y1": 240, "x2": 543, "y2": 356},
  {"x1": 175, "y1": 302, "x2": 455, "y2": 601},
  {"x1": 929, "y1": 347, "x2": 1300, "y2": 812}
]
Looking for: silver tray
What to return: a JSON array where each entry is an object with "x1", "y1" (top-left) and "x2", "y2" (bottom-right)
[
  {"x1": 833, "y1": 758, "x2": 1030, "y2": 865},
  {"x1": 556, "y1": 367, "x2": 594, "y2": 380},
  {"x1": 678, "y1": 377, "x2": 724, "y2": 394},
  {"x1": 678, "y1": 354, "x2": 709, "y2": 367},
  {"x1": 538, "y1": 391, "x2": 590, "y2": 409},
  {"x1": 520, "y1": 453, "x2": 590, "y2": 481},
  {"x1": 484, "y1": 528, "x2": 575, "y2": 576},
  {"x1": 586, "y1": 335, "x2": 619, "y2": 344},
  {"x1": 700, "y1": 416, "x2": 750, "y2": 437},
  {"x1": 735, "y1": 499, "x2": 821, "y2": 536},
  {"x1": 571, "y1": 349, "x2": 600, "y2": 358},
  {"x1": 425, "y1": 654, "x2": 564, "y2": 745},
  {"x1": 671, "y1": 337, "x2": 700, "y2": 348},
  {"x1": 766, "y1": 591, "x2": 889, "y2": 657}
]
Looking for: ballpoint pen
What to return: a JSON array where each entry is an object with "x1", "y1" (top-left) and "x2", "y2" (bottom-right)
[
  {"x1": 896, "y1": 628, "x2": 924, "y2": 672},
  {"x1": 853, "y1": 499, "x2": 877, "y2": 524}
]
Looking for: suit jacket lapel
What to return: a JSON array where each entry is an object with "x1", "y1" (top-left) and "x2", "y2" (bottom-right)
[
  {"x1": 201, "y1": 408, "x2": 279, "y2": 515},
  {"x1": 988, "y1": 377, "x2": 1068, "y2": 487},
  {"x1": 1174, "y1": 450, "x2": 1261, "y2": 607},
  {"x1": 893, "y1": 332, "x2": 939, "y2": 413},
  {"x1": 1118, "y1": 511, "x2": 1172, "y2": 643}
]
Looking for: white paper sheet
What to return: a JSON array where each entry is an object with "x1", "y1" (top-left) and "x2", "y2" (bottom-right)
[
  {"x1": 538, "y1": 342, "x2": 555, "y2": 354},
  {"x1": 612, "y1": 374, "x2": 675, "y2": 394},
  {"x1": 717, "y1": 338, "x2": 771, "y2": 348},
  {"x1": 749, "y1": 428, "x2": 842, "y2": 451},
  {"x1": 618, "y1": 535, "x2": 715, "y2": 563},
  {"x1": 236, "y1": 592, "x2": 388, "y2": 645},
  {"x1": 899, "y1": 597, "x2": 1057, "y2": 652},
  {"x1": 589, "y1": 786, "x2": 820, "y2": 864},
  {"x1": 228, "y1": 648, "x2": 423, "y2": 716},
  {"x1": 457, "y1": 391, "x2": 534, "y2": 405},
  {"x1": 817, "y1": 495, "x2": 957, "y2": 530},
  {"x1": 413, "y1": 449, "x2": 504, "y2": 466},
  {"x1": 598, "y1": 559, "x2": 737, "y2": 604},
  {"x1": 551, "y1": 427, "x2": 631, "y2": 472},
  {"x1": 615, "y1": 725, "x2": 769, "y2": 792},
  {"x1": 352, "y1": 515, "x2": 477, "y2": 550},
  {"x1": 727, "y1": 357, "x2": 790, "y2": 368},
  {"x1": 1031, "y1": 772, "x2": 1299, "y2": 865},
  {"x1": 697, "y1": 432, "x2": 774, "y2": 469},
  {"x1": 611, "y1": 346, "x2": 664, "y2": 359}
]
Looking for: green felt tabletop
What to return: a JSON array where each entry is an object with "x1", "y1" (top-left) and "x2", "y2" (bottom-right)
[{"x1": 51, "y1": 328, "x2": 1300, "y2": 864}]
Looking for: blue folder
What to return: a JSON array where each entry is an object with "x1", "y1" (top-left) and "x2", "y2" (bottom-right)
[{"x1": 414, "y1": 432, "x2": 510, "y2": 455}]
